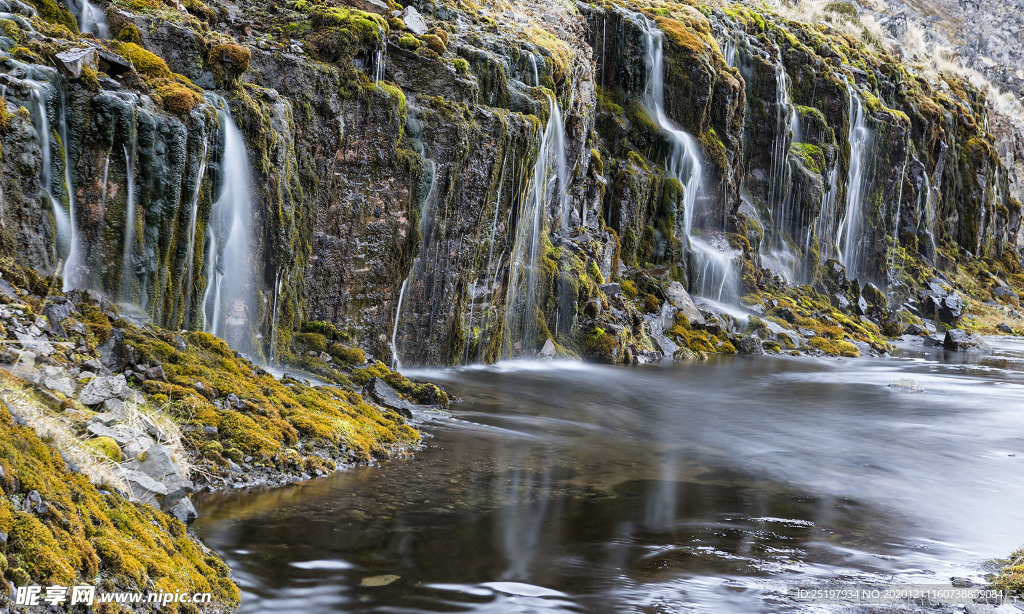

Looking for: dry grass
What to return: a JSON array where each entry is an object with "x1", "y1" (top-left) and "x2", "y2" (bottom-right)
[{"x1": 0, "y1": 384, "x2": 128, "y2": 492}]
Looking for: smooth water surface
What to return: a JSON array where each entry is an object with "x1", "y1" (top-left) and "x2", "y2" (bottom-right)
[{"x1": 194, "y1": 338, "x2": 1024, "y2": 612}]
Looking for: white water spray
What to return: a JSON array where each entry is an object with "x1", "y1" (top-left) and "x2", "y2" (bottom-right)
[{"x1": 838, "y1": 86, "x2": 871, "y2": 279}]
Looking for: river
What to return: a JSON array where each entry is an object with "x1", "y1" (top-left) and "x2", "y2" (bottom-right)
[{"x1": 193, "y1": 338, "x2": 1024, "y2": 612}]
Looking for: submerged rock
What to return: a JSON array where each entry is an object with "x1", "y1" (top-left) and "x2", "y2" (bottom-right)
[{"x1": 888, "y1": 378, "x2": 925, "y2": 393}]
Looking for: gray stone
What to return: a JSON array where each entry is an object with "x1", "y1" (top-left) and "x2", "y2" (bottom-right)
[
  {"x1": 539, "y1": 338, "x2": 556, "y2": 358},
  {"x1": 13, "y1": 330, "x2": 54, "y2": 355},
  {"x1": 652, "y1": 333, "x2": 679, "y2": 357},
  {"x1": 665, "y1": 282, "x2": 705, "y2": 325},
  {"x1": 888, "y1": 377, "x2": 925, "y2": 393},
  {"x1": 125, "y1": 443, "x2": 193, "y2": 507},
  {"x1": 42, "y1": 374, "x2": 76, "y2": 397},
  {"x1": 943, "y1": 329, "x2": 992, "y2": 352},
  {"x1": 366, "y1": 378, "x2": 415, "y2": 417},
  {"x1": 938, "y1": 294, "x2": 964, "y2": 324},
  {"x1": 167, "y1": 497, "x2": 198, "y2": 524},
  {"x1": 404, "y1": 5, "x2": 428, "y2": 35},
  {"x1": 600, "y1": 282, "x2": 622, "y2": 296},
  {"x1": 998, "y1": 323, "x2": 1015, "y2": 334},
  {"x1": 79, "y1": 374, "x2": 128, "y2": 406},
  {"x1": 55, "y1": 47, "x2": 99, "y2": 79},
  {"x1": 736, "y1": 335, "x2": 764, "y2": 355},
  {"x1": 22, "y1": 490, "x2": 47, "y2": 515},
  {"x1": 98, "y1": 329, "x2": 133, "y2": 372},
  {"x1": 41, "y1": 301, "x2": 72, "y2": 338}
]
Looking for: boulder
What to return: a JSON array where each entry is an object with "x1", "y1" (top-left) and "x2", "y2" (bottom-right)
[
  {"x1": 41, "y1": 301, "x2": 72, "y2": 338},
  {"x1": 42, "y1": 374, "x2": 75, "y2": 397},
  {"x1": 22, "y1": 490, "x2": 48, "y2": 515},
  {"x1": 366, "y1": 378, "x2": 414, "y2": 417},
  {"x1": 55, "y1": 47, "x2": 99, "y2": 79},
  {"x1": 861, "y1": 282, "x2": 888, "y2": 309},
  {"x1": 998, "y1": 323, "x2": 1015, "y2": 334},
  {"x1": 167, "y1": 497, "x2": 198, "y2": 524},
  {"x1": 79, "y1": 374, "x2": 128, "y2": 406},
  {"x1": 943, "y1": 329, "x2": 991, "y2": 352},
  {"x1": 665, "y1": 282, "x2": 705, "y2": 325},
  {"x1": 124, "y1": 443, "x2": 193, "y2": 508},
  {"x1": 98, "y1": 329, "x2": 133, "y2": 372},
  {"x1": 600, "y1": 282, "x2": 622, "y2": 296},
  {"x1": 403, "y1": 5, "x2": 429, "y2": 35},
  {"x1": 736, "y1": 335, "x2": 764, "y2": 355},
  {"x1": 937, "y1": 294, "x2": 964, "y2": 325},
  {"x1": 854, "y1": 295, "x2": 869, "y2": 316}
]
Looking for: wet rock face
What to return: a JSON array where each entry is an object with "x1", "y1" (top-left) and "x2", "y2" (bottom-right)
[{"x1": 1, "y1": 0, "x2": 1022, "y2": 367}]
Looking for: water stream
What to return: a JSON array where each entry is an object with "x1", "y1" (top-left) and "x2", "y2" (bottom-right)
[
  {"x1": 202, "y1": 96, "x2": 256, "y2": 354},
  {"x1": 633, "y1": 13, "x2": 739, "y2": 302},
  {"x1": 195, "y1": 337, "x2": 1024, "y2": 613},
  {"x1": 838, "y1": 87, "x2": 871, "y2": 279}
]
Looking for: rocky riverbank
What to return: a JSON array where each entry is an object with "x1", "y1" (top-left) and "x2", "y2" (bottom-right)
[{"x1": 0, "y1": 259, "x2": 444, "y2": 607}]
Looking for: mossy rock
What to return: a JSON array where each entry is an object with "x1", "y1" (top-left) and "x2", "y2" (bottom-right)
[
  {"x1": 208, "y1": 43, "x2": 251, "y2": 86},
  {"x1": 86, "y1": 436, "x2": 122, "y2": 462},
  {"x1": 114, "y1": 41, "x2": 172, "y2": 79}
]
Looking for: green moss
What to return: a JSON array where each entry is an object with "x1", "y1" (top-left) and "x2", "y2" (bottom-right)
[
  {"x1": 27, "y1": 0, "x2": 77, "y2": 32},
  {"x1": 397, "y1": 34, "x2": 421, "y2": 50},
  {"x1": 808, "y1": 336, "x2": 860, "y2": 357},
  {"x1": 620, "y1": 280, "x2": 638, "y2": 299},
  {"x1": 420, "y1": 33, "x2": 445, "y2": 55},
  {"x1": 153, "y1": 79, "x2": 202, "y2": 115},
  {"x1": 208, "y1": 42, "x2": 251, "y2": 85},
  {"x1": 790, "y1": 142, "x2": 825, "y2": 174},
  {"x1": 578, "y1": 327, "x2": 618, "y2": 364}
]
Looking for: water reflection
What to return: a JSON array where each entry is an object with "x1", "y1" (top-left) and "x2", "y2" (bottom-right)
[{"x1": 194, "y1": 338, "x2": 1024, "y2": 612}]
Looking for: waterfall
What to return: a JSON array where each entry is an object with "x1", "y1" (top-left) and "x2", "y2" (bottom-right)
[
  {"x1": 201, "y1": 97, "x2": 256, "y2": 353},
  {"x1": 838, "y1": 86, "x2": 871, "y2": 279},
  {"x1": 529, "y1": 54, "x2": 540, "y2": 87},
  {"x1": 374, "y1": 45, "x2": 385, "y2": 84},
  {"x1": 78, "y1": 0, "x2": 108, "y2": 38},
  {"x1": 634, "y1": 13, "x2": 738, "y2": 301},
  {"x1": 184, "y1": 137, "x2": 210, "y2": 306},
  {"x1": 119, "y1": 136, "x2": 139, "y2": 302},
  {"x1": 269, "y1": 271, "x2": 283, "y2": 365},
  {"x1": 502, "y1": 94, "x2": 568, "y2": 355},
  {"x1": 390, "y1": 279, "x2": 407, "y2": 370},
  {"x1": 765, "y1": 59, "x2": 800, "y2": 283},
  {"x1": 24, "y1": 82, "x2": 72, "y2": 266}
]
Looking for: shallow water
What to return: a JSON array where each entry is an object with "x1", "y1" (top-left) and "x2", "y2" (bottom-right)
[{"x1": 193, "y1": 338, "x2": 1024, "y2": 613}]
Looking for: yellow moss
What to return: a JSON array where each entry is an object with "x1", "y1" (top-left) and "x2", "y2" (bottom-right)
[
  {"x1": 153, "y1": 79, "x2": 202, "y2": 114},
  {"x1": 86, "y1": 436, "x2": 122, "y2": 462},
  {"x1": 113, "y1": 41, "x2": 172, "y2": 78}
]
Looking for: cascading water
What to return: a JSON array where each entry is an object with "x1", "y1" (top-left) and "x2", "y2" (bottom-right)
[
  {"x1": 633, "y1": 12, "x2": 738, "y2": 301},
  {"x1": 25, "y1": 81, "x2": 72, "y2": 265},
  {"x1": 764, "y1": 58, "x2": 801, "y2": 283},
  {"x1": 119, "y1": 135, "x2": 139, "y2": 302},
  {"x1": 184, "y1": 138, "x2": 210, "y2": 306},
  {"x1": 77, "y1": 0, "x2": 109, "y2": 38},
  {"x1": 201, "y1": 96, "x2": 257, "y2": 354},
  {"x1": 838, "y1": 86, "x2": 871, "y2": 279}
]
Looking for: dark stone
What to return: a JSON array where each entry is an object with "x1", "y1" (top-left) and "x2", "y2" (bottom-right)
[
  {"x1": 831, "y1": 292, "x2": 851, "y2": 311},
  {"x1": 366, "y1": 378, "x2": 414, "y2": 417},
  {"x1": 855, "y1": 296, "x2": 869, "y2": 316},
  {"x1": 904, "y1": 324, "x2": 926, "y2": 336},
  {"x1": 937, "y1": 294, "x2": 964, "y2": 325},
  {"x1": 775, "y1": 307, "x2": 796, "y2": 324},
  {"x1": 98, "y1": 329, "x2": 133, "y2": 372},
  {"x1": 144, "y1": 365, "x2": 166, "y2": 382},
  {"x1": 861, "y1": 282, "x2": 887, "y2": 309},
  {"x1": 42, "y1": 302, "x2": 72, "y2": 338},
  {"x1": 736, "y1": 335, "x2": 764, "y2": 355},
  {"x1": 22, "y1": 490, "x2": 48, "y2": 515},
  {"x1": 943, "y1": 329, "x2": 991, "y2": 352},
  {"x1": 998, "y1": 323, "x2": 1015, "y2": 334},
  {"x1": 600, "y1": 283, "x2": 622, "y2": 296},
  {"x1": 993, "y1": 285, "x2": 1019, "y2": 300}
]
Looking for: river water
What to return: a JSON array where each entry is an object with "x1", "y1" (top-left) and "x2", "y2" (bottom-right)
[{"x1": 193, "y1": 338, "x2": 1024, "y2": 613}]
